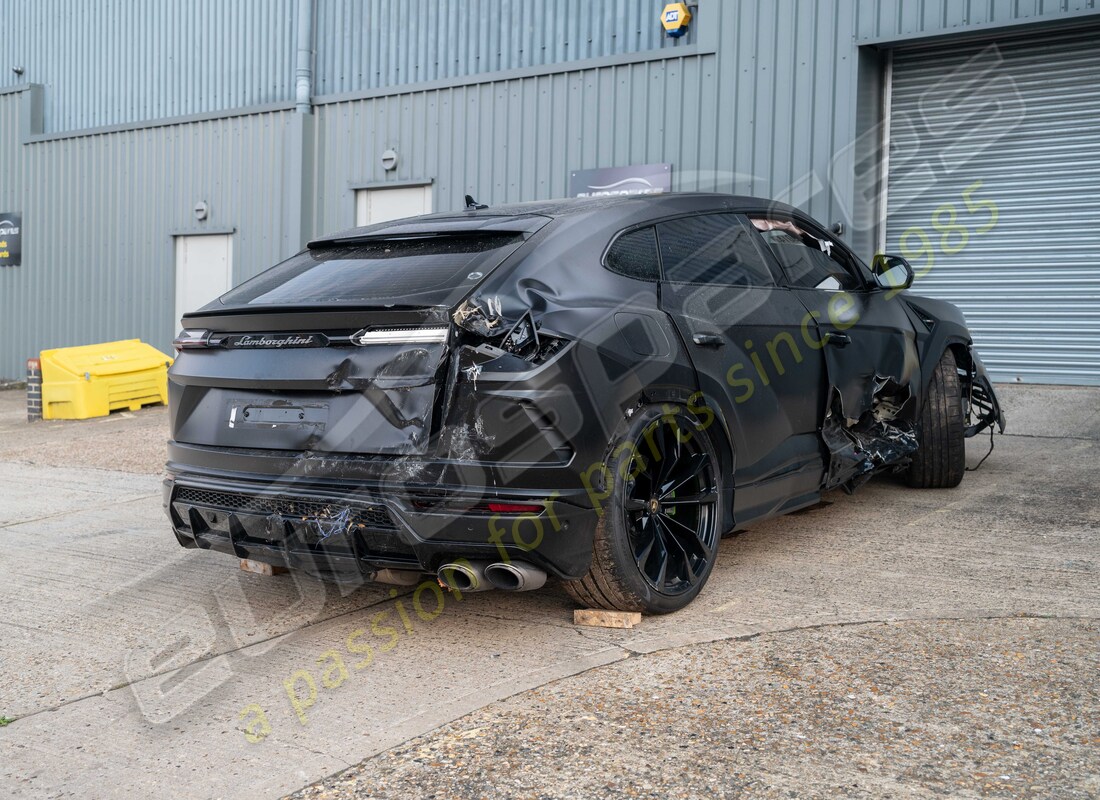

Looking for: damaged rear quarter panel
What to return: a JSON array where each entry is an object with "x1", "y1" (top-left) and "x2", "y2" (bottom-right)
[{"x1": 444, "y1": 211, "x2": 700, "y2": 477}]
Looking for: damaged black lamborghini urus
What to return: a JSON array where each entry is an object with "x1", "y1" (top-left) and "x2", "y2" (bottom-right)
[{"x1": 165, "y1": 194, "x2": 1005, "y2": 614}]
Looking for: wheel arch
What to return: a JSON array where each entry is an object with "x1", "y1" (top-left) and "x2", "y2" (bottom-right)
[
  {"x1": 917, "y1": 331, "x2": 970, "y2": 397},
  {"x1": 697, "y1": 402, "x2": 736, "y2": 535},
  {"x1": 946, "y1": 340, "x2": 973, "y2": 371}
]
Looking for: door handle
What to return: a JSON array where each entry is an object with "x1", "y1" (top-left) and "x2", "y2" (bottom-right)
[
  {"x1": 824, "y1": 332, "x2": 852, "y2": 348},
  {"x1": 692, "y1": 333, "x2": 725, "y2": 348}
]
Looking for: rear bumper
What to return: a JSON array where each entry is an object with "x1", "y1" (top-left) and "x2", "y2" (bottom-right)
[{"x1": 164, "y1": 450, "x2": 599, "y2": 581}]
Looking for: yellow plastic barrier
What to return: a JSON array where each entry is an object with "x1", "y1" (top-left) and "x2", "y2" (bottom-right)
[{"x1": 40, "y1": 339, "x2": 174, "y2": 420}]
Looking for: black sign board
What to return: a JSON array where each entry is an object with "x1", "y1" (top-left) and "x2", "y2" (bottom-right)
[
  {"x1": 0, "y1": 213, "x2": 21, "y2": 267},
  {"x1": 569, "y1": 163, "x2": 671, "y2": 198}
]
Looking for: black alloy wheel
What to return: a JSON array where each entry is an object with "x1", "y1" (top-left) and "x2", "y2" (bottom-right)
[
  {"x1": 623, "y1": 415, "x2": 719, "y2": 595},
  {"x1": 564, "y1": 405, "x2": 723, "y2": 614}
]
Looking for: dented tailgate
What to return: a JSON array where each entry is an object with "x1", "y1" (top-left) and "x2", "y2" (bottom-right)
[
  {"x1": 169, "y1": 333, "x2": 448, "y2": 455},
  {"x1": 170, "y1": 220, "x2": 547, "y2": 458}
]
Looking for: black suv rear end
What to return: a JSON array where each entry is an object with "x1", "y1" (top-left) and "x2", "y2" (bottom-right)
[{"x1": 166, "y1": 209, "x2": 603, "y2": 585}]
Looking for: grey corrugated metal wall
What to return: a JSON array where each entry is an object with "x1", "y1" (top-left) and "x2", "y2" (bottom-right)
[
  {"x1": 856, "y1": 0, "x2": 1098, "y2": 38},
  {"x1": 308, "y1": 0, "x2": 1093, "y2": 251},
  {"x1": 313, "y1": 0, "x2": 678, "y2": 96},
  {"x1": 0, "y1": 0, "x2": 682, "y2": 134},
  {"x1": 0, "y1": 91, "x2": 24, "y2": 229},
  {"x1": 0, "y1": 91, "x2": 303, "y2": 377},
  {"x1": 312, "y1": 58, "x2": 719, "y2": 234},
  {"x1": 1, "y1": 0, "x2": 1098, "y2": 380},
  {"x1": 310, "y1": 0, "x2": 867, "y2": 242},
  {"x1": 886, "y1": 22, "x2": 1100, "y2": 384},
  {"x1": 0, "y1": 0, "x2": 299, "y2": 133}
]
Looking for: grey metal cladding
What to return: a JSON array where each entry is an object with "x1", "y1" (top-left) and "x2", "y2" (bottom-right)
[
  {"x1": 311, "y1": 0, "x2": 864, "y2": 238},
  {"x1": 0, "y1": 0, "x2": 299, "y2": 133},
  {"x1": 2, "y1": 0, "x2": 1095, "y2": 135},
  {"x1": 856, "y1": 0, "x2": 1098, "y2": 41},
  {"x1": 0, "y1": 100, "x2": 302, "y2": 378},
  {"x1": 0, "y1": 0, "x2": 678, "y2": 135},
  {"x1": 312, "y1": 0, "x2": 674, "y2": 97}
]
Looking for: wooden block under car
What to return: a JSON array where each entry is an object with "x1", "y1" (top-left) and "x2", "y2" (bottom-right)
[
  {"x1": 239, "y1": 559, "x2": 289, "y2": 576},
  {"x1": 573, "y1": 609, "x2": 643, "y2": 629}
]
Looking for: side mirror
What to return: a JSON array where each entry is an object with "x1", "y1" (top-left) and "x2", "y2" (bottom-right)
[{"x1": 872, "y1": 254, "x2": 914, "y2": 291}]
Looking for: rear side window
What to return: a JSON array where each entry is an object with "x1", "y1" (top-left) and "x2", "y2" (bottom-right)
[
  {"x1": 604, "y1": 226, "x2": 660, "y2": 282},
  {"x1": 218, "y1": 233, "x2": 524, "y2": 307},
  {"x1": 656, "y1": 214, "x2": 776, "y2": 286}
]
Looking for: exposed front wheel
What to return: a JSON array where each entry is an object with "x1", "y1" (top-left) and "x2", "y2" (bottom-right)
[
  {"x1": 564, "y1": 406, "x2": 722, "y2": 614},
  {"x1": 906, "y1": 349, "x2": 966, "y2": 488}
]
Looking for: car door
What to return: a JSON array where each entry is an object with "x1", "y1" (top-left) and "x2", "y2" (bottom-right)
[
  {"x1": 747, "y1": 212, "x2": 921, "y2": 435},
  {"x1": 655, "y1": 213, "x2": 828, "y2": 523}
]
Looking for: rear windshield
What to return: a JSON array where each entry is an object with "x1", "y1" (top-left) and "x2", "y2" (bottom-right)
[{"x1": 218, "y1": 233, "x2": 525, "y2": 308}]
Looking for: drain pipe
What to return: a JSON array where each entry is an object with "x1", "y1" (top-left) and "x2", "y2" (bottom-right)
[{"x1": 294, "y1": 0, "x2": 314, "y2": 114}]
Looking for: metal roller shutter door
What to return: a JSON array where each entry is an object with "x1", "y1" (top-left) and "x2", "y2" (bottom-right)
[{"x1": 885, "y1": 23, "x2": 1100, "y2": 385}]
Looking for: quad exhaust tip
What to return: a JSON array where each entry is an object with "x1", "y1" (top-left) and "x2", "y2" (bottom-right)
[
  {"x1": 437, "y1": 560, "x2": 547, "y2": 592},
  {"x1": 437, "y1": 560, "x2": 491, "y2": 592},
  {"x1": 484, "y1": 561, "x2": 547, "y2": 592}
]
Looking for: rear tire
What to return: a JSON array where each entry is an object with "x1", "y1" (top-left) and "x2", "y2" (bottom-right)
[
  {"x1": 564, "y1": 406, "x2": 722, "y2": 614},
  {"x1": 906, "y1": 349, "x2": 965, "y2": 488}
]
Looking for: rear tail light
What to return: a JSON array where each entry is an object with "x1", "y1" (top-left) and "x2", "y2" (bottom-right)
[
  {"x1": 173, "y1": 329, "x2": 212, "y2": 351},
  {"x1": 351, "y1": 326, "x2": 449, "y2": 345}
]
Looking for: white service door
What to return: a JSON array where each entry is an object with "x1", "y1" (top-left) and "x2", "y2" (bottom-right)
[
  {"x1": 175, "y1": 234, "x2": 232, "y2": 326},
  {"x1": 355, "y1": 185, "x2": 432, "y2": 226}
]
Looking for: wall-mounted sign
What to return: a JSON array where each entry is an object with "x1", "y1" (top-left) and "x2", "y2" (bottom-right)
[
  {"x1": 569, "y1": 163, "x2": 672, "y2": 198},
  {"x1": 0, "y1": 213, "x2": 21, "y2": 267}
]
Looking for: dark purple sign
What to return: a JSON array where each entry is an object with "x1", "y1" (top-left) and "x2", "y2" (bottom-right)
[{"x1": 569, "y1": 164, "x2": 672, "y2": 198}]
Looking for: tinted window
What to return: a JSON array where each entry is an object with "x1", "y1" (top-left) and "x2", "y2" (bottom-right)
[
  {"x1": 604, "y1": 226, "x2": 660, "y2": 281},
  {"x1": 219, "y1": 233, "x2": 524, "y2": 307},
  {"x1": 750, "y1": 218, "x2": 863, "y2": 291},
  {"x1": 657, "y1": 214, "x2": 776, "y2": 286}
]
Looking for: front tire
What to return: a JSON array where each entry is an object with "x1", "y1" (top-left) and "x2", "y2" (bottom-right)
[
  {"x1": 906, "y1": 349, "x2": 966, "y2": 488},
  {"x1": 564, "y1": 405, "x2": 722, "y2": 614}
]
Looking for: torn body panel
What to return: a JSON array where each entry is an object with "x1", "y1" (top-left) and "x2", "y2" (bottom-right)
[
  {"x1": 792, "y1": 287, "x2": 922, "y2": 426},
  {"x1": 787, "y1": 288, "x2": 922, "y2": 490},
  {"x1": 960, "y1": 346, "x2": 1006, "y2": 437},
  {"x1": 821, "y1": 409, "x2": 919, "y2": 492}
]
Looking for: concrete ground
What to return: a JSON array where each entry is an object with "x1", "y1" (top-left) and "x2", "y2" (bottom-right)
[
  {"x1": 294, "y1": 618, "x2": 1099, "y2": 800},
  {"x1": 0, "y1": 390, "x2": 167, "y2": 474},
  {"x1": 0, "y1": 385, "x2": 1096, "y2": 798}
]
